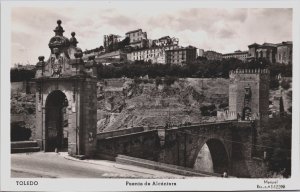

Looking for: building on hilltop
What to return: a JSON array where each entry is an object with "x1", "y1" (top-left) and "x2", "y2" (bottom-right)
[
  {"x1": 197, "y1": 49, "x2": 204, "y2": 57},
  {"x1": 126, "y1": 35, "x2": 180, "y2": 64},
  {"x1": 276, "y1": 41, "x2": 292, "y2": 65},
  {"x1": 247, "y1": 41, "x2": 292, "y2": 64},
  {"x1": 103, "y1": 34, "x2": 123, "y2": 52},
  {"x1": 125, "y1": 29, "x2": 148, "y2": 49},
  {"x1": 95, "y1": 50, "x2": 127, "y2": 64},
  {"x1": 222, "y1": 50, "x2": 248, "y2": 62},
  {"x1": 158, "y1": 36, "x2": 172, "y2": 46},
  {"x1": 165, "y1": 46, "x2": 197, "y2": 65},
  {"x1": 148, "y1": 36, "x2": 179, "y2": 48},
  {"x1": 256, "y1": 43, "x2": 277, "y2": 63},
  {"x1": 83, "y1": 47, "x2": 105, "y2": 60},
  {"x1": 158, "y1": 36, "x2": 179, "y2": 47},
  {"x1": 127, "y1": 45, "x2": 179, "y2": 64},
  {"x1": 203, "y1": 50, "x2": 223, "y2": 61},
  {"x1": 248, "y1": 43, "x2": 260, "y2": 61}
]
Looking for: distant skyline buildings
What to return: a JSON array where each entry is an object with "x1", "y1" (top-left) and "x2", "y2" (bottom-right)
[{"x1": 11, "y1": 6, "x2": 292, "y2": 66}]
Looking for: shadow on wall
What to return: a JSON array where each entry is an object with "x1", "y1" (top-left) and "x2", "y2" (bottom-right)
[{"x1": 11, "y1": 122, "x2": 32, "y2": 141}]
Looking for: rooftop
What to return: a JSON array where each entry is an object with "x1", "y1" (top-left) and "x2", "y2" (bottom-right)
[
  {"x1": 204, "y1": 50, "x2": 222, "y2": 54},
  {"x1": 128, "y1": 45, "x2": 179, "y2": 53},
  {"x1": 125, "y1": 29, "x2": 142, "y2": 35},
  {"x1": 248, "y1": 41, "x2": 292, "y2": 48},
  {"x1": 277, "y1": 41, "x2": 293, "y2": 46},
  {"x1": 261, "y1": 42, "x2": 277, "y2": 47},
  {"x1": 165, "y1": 46, "x2": 197, "y2": 52},
  {"x1": 223, "y1": 51, "x2": 248, "y2": 56},
  {"x1": 159, "y1": 36, "x2": 170, "y2": 40},
  {"x1": 248, "y1": 43, "x2": 260, "y2": 48}
]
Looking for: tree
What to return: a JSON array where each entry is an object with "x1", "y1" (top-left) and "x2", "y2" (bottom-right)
[
  {"x1": 219, "y1": 102, "x2": 229, "y2": 109},
  {"x1": 155, "y1": 76, "x2": 162, "y2": 86},
  {"x1": 94, "y1": 57, "x2": 292, "y2": 79},
  {"x1": 11, "y1": 68, "x2": 36, "y2": 82},
  {"x1": 200, "y1": 104, "x2": 216, "y2": 116},
  {"x1": 260, "y1": 115, "x2": 292, "y2": 177},
  {"x1": 164, "y1": 76, "x2": 178, "y2": 86},
  {"x1": 280, "y1": 79, "x2": 291, "y2": 90},
  {"x1": 99, "y1": 46, "x2": 104, "y2": 52},
  {"x1": 117, "y1": 37, "x2": 130, "y2": 50},
  {"x1": 270, "y1": 78, "x2": 279, "y2": 90}
]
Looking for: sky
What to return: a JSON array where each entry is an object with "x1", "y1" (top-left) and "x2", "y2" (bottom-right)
[{"x1": 11, "y1": 6, "x2": 292, "y2": 66}]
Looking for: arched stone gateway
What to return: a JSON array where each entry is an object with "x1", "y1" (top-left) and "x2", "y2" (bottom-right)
[
  {"x1": 45, "y1": 90, "x2": 68, "y2": 152},
  {"x1": 34, "y1": 20, "x2": 98, "y2": 157}
]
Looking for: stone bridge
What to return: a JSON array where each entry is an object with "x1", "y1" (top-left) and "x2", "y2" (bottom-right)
[{"x1": 96, "y1": 121, "x2": 258, "y2": 177}]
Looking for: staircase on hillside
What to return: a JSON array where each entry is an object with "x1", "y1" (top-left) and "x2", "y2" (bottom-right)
[{"x1": 11, "y1": 140, "x2": 40, "y2": 153}]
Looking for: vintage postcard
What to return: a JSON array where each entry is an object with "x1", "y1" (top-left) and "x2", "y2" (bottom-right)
[{"x1": 1, "y1": 0, "x2": 300, "y2": 191}]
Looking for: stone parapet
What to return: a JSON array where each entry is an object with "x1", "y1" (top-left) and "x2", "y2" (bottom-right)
[{"x1": 97, "y1": 126, "x2": 145, "y2": 140}]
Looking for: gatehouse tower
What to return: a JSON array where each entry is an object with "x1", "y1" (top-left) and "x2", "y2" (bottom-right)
[
  {"x1": 228, "y1": 68, "x2": 270, "y2": 123},
  {"x1": 34, "y1": 20, "x2": 98, "y2": 157}
]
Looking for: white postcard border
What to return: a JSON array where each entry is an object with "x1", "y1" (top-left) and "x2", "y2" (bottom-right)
[{"x1": 1, "y1": 0, "x2": 300, "y2": 191}]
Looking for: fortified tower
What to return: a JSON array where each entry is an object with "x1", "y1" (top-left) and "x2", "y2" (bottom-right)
[
  {"x1": 34, "y1": 20, "x2": 98, "y2": 157},
  {"x1": 229, "y1": 68, "x2": 270, "y2": 122}
]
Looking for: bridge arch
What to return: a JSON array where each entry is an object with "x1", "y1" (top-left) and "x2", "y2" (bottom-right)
[
  {"x1": 45, "y1": 90, "x2": 69, "y2": 152},
  {"x1": 193, "y1": 138, "x2": 229, "y2": 174}
]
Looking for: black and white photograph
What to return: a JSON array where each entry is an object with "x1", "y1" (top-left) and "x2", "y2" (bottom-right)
[{"x1": 1, "y1": 0, "x2": 300, "y2": 191}]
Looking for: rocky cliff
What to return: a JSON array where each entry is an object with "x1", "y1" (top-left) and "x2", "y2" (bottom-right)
[{"x1": 96, "y1": 78, "x2": 229, "y2": 132}]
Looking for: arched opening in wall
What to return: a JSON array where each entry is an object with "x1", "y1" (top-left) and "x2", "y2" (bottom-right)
[
  {"x1": 45, "y1": 90, "x2": 69, "y2": 152},
  {"x1": 193, "y1": 139, "x2": 229, "y2": 174},
  {"x1": 242, "y1": 107, "x2": 252, "y2": 120}
]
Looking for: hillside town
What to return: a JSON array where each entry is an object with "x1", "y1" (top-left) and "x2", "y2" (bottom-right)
[
  {"x1": 80, "y1": 28, "x2": 293, "y2": 66},
  {"x1": 12, "y1": 27, "x2": 292, "y2": 71}
]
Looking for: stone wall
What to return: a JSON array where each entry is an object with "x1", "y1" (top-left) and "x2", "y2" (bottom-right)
[{"x1": 96, "y1": 130, "x2": 161, "y2": 161}]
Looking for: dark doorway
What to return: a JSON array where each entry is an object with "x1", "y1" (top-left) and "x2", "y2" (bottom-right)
[
  {"x1": 45, "y1": 90, "x2": 68, "y2": 152},
  {"x1": 242, "y1": 107, "x2": 252, "y2": 120}
]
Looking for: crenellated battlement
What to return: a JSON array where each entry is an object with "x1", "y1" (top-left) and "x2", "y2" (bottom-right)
[
  {"x1": 217, "y1": 110, "x2": 264, "y2": 121},
  {"x1": 229, "y1": 68, "x2": 270, "y2": 75},
  {"x1": 217, "y1": 110, "x2": 237, "y2": 121}
]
